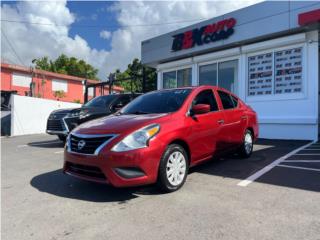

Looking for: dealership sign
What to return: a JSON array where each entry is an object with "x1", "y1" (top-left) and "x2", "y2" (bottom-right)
[{"x1": 171, "y1": 18, "x2": 236, "y2": 52}]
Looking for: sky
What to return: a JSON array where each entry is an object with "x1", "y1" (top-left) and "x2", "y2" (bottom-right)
[{"x1": 1, "y1": 0, "x2": 262, "y2": 80}]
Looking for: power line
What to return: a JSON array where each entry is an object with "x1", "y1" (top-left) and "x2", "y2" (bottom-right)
[
  {"x1": 0, "y1": 17, "x2": 208, "y2": 28},
  {"x1": 1, "y1": 28, "x2": 26, "y2": 66}
]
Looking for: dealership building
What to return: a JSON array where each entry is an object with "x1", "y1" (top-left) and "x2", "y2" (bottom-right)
[{"x1": 141, "y1": 1, "x2": 320, "y2": 141}]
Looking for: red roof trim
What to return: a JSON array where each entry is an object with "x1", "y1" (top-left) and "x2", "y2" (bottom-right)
[
  {"x1": 298, "y1": 9, "x2": 320, "y2": 26},
  {"x1": 1, "y1": 62, "x2": 124, "y2": 91}
]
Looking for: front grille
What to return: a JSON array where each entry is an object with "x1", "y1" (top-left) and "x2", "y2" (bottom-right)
[
  {"x1": 69, "y1": 134, "x2": 114, "y2": 155},
  {"x1": 47, "y1": 119, "x2": 66, "y2": 131},
  {"x1": 66, "y1": 162, "x2": 106, "y2": 180}
]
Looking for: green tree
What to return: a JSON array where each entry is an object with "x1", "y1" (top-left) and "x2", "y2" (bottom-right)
[
  {"x1": 32, "y1": 54, "x2": 99, "y2": 80},
  {"x1": 113, "y1": 58, "x2": 156, "y2": 92}
]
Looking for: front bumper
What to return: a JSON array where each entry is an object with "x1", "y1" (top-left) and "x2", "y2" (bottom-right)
[
  {"x1": 46, "y1": 116, "x2": 79, "y2": 136},
  {"x1": 63, "y1": 139, "x2": 165, "y2": 187}
]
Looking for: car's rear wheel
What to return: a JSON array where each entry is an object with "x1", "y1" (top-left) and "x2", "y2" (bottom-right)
[
  {"x1": 157, "y1": 144, "x2": 189, "y2": 192},
  {"x1": 238, "y1": 129, "x2": 253, "y2": 158}
]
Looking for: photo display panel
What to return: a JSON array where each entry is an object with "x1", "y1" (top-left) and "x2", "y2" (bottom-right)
[
  {"x1": 248, "y1": 52, "x2": 273, "y2": 96},
  {"x1": 274, "y1": 48, "x2": 302, "y2": 94}
]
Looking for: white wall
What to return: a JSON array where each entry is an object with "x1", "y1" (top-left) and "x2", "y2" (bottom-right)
[{"x1": 10, "y1": 95, "x2": 81, "y2": 136}]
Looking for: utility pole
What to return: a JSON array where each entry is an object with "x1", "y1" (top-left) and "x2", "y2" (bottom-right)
[{"x1": 108, "y1": 73, "x2": 115, "y2": 94}]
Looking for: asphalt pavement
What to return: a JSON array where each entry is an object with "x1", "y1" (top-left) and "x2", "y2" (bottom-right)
[{"x1": 2, "y1": 134, "x2": 320, "y2": 240}]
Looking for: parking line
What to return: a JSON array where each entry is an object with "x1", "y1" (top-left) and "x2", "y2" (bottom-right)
[
  {"x1": 17, "y1": 145, "x2": 28, "y2": 148},
  {"x1": 237, "y1": 141, "x2": 315, "y2": 187},
  {"x1": 54, "y1": 151, "x2": 64, "y2": 154},
  {"x1": 277, "y1": 164, "x2": 320, "y2": 172},
  {"x1": 283, "y1": 160, "x2": 320, "y2": 163}
]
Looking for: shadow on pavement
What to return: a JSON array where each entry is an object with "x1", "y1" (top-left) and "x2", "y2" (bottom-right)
[
  {"x1": 30, "y1": 139, "x2": 318, "y2": 202},
  {"x1": 191, "y1": 139, "x2": 320, "y2": 192},
  {"x1": 30, "y1": 169, "x2": 161, "y2": 203},
  {"x1": 28, "y1": 140, "x2": 65, "y2": 148}
]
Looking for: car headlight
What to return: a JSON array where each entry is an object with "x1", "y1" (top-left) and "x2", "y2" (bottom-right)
[
  {"x1": 111, "y1": 124, "x2": 160, "y2": 152},
  {"x1": 79, "y1": 110, "x2": 90, "y2": 119}
]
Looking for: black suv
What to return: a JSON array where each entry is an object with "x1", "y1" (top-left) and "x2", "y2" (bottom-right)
[{"x1": 46, "y1": 93, "x2": 141, "y2": 141}]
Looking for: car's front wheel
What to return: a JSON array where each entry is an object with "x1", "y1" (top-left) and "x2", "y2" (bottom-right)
[{"x1": 157, "y1": 144, "x2": 189, "y2": 192}]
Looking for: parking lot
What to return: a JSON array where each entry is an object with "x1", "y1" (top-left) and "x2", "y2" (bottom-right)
[{"x1": 2, "y1": 134, "x2": 320, "y2": 240}]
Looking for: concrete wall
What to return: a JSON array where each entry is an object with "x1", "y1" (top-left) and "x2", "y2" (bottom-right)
[{"x1": 10, "y1": 95, "x2": 81, "y2": 136}]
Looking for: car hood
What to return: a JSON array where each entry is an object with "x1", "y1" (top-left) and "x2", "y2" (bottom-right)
[
  {"x1": 73, "y1": 113, "x2": 171, "y2": 135},
  {"x1": 51, "y1": 108, "x2": 78, "y2": 115}
]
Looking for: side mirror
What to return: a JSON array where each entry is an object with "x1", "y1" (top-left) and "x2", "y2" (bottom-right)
[{"x1": 190, "y1": 104, "x2": 210, "y2": 115}]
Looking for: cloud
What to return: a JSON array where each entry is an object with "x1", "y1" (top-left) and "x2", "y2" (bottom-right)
[
  {"x1": 1, "y1": 1, "x2": 262, "y2": 80},
  {"x1": 99, "y1": 30, "x2": 111, "y2": 40}
]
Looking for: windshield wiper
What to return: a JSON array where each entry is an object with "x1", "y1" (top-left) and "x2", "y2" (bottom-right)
[{"x1": 128, "y1": 111, "x2": 151, "y2": 115}]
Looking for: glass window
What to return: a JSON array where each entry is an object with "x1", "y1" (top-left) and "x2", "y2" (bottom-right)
[
  {"x1": 218, "y1": 90, "x2": 235, "y2": 110},
  {"x1": 83, "y1": 95, "x2": 118, "y2": 108},
  {"x1": 163, "y1": 71, "x2": 176, "y2": 89},
  {"x1": 121, "y1": 89, "x2": 192, "y2": 114},
  {"x1": 248, "y1": 52, "x2": 273, "y2": 96},
  {"x1": 199, "y1": 63, "x2": 217, "y2": 86},
  {"x1": 247, "y1": 47, "x2": 303, "y2": 97},
  {"x1": 218, "y1": 60, "x2": 238, "y2": 93},
  {"x1": 231, "y1": 95, "x2": 238, "y2": 107},
  {"x1": 199, "y1": 60, "x2": 238, "y2": 94},
  {"x1": 177, "y1": 68, "x2": 192, "y2": 87},
  {"x1": 163, "y1": 68, "x2": 192, "y2": 89},
  {"x1": 274, "y1": 47, "x2": 302, "y2": 94},
  {"x1": 192, "y1": 89, "x2": 218, "y2": 112}
]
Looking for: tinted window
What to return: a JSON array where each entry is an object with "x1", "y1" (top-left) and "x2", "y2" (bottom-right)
[
  {"x1": 111, "y1": 95, "x2": 131, "y2": 112},
  {"x1": 192, "y1": 90, "x2": 218, "y2": 112},
  {"x1": 121, "y1": 89, "x2": 192, "y2": 114},
  {"x1": 231, "y1": 95, "x2": 238, "y2": 107},
  {"x1": 83, "y1": 95, "x2": 117, "y2": 108},
  {"x1": 218, "y1": 91, "x2": 235, "y2": 110}
]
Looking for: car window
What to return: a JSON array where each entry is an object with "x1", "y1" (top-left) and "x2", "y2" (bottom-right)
[
  {"x1": 217, "y1": 90, "x2": 235, "y2": 110},
  {"x1": 117, "y1": 95, "x2": 131, "y2": 106},
  {"x1": 83, "y1": 95, "x2": 118, "y2": 108},
  {"x1": 231, "y1": 95, "x2": 238, "y2": 108},
  {"x1": 192, "y1": 89, "x2": 218, "y2": 112},
  {"x1": 121, "y1": 89, "x2": 192, "y2": 114}
]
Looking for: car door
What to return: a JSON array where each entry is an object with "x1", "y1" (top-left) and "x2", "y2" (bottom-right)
[
  {"x1": 217, "y1": 90, "x2": 246, "y2": 148},
  {"x1": 186, "y1": 89, "x2": 225, "y2": 162}
]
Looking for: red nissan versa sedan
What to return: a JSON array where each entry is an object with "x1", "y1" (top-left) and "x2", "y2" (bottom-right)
[{"x1": 63, "y1": 86, "x2": 258, "y2": 192}]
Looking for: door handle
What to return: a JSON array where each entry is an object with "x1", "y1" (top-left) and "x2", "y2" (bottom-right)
[
  {"x1": 241, "y1": 115, "x2": 247, "y2": 120},
  {"x1": 217, "y1": 119, "x2": 224, "y2": 124}
]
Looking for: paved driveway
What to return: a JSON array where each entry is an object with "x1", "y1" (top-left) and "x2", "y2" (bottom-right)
[{"x1": 2, "y1": 134, "x2": 320, "y2": 240}]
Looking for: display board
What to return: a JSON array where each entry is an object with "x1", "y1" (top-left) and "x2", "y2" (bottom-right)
[
  {"x1": 248, "y1": 53, "x2": 273, "y2": 96},
  {"x1": 274, "y1": 47, "x2": 302, "y2": 94}
]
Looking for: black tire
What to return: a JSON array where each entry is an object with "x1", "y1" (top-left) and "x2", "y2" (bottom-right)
[
  {"x1": 157, "y1": 144, "x2": 189, "y2": 193},
  {"x1": 58, "y1": 135, "x2": 66, "y2": 142},
  {"x1": 238, "y1": 129, "x2": 253, "y2": 158}
]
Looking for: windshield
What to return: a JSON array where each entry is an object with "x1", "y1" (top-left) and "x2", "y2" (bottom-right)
[
  {"x1": 83, "y1": 95, "x2": 117, "y2": 108},
  {"x1": 120, "y1": 89, "x2": 192, "y2": 114}
]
